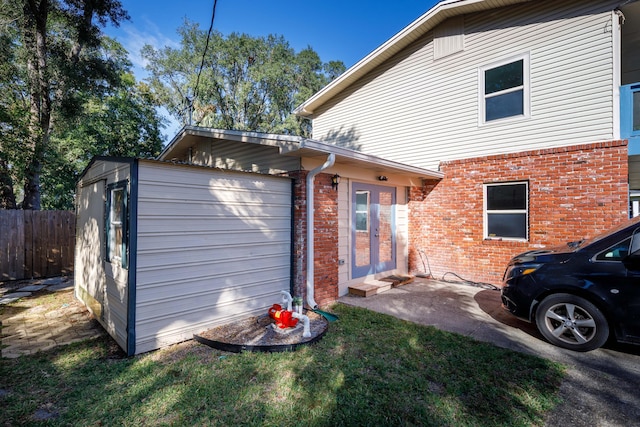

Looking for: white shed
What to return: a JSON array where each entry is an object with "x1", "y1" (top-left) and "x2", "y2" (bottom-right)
[{"x1": 75, "y1": 157, "x2": 292, "y2": 355}]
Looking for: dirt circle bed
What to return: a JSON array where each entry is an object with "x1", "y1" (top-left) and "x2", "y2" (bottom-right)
[{"x1": 194, "y1": 310, "x2": 329, "y2": 353}]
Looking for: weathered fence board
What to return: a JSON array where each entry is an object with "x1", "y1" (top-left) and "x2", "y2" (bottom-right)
[{"x1": 0, "y1": 210, "x2": 75, "y2": 281}]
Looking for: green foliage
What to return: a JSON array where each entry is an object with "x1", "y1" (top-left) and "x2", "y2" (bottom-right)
[
  {"x1": 0, "y1": 304, "x2": 564, "y2": 426},
  {"x1": 42, "y1": 75, "x2": 165, "y2": 210},
  {"x1": 0, "y1": 1, "x2": 165, "y2": 210},
  {"x1": 143, "y1": 22, "x2": 345, "y2": 137}
]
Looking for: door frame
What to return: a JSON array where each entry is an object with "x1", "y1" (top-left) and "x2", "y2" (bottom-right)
[{"x1": 351, "y1": 182, "x2": 396, "y2": 278}]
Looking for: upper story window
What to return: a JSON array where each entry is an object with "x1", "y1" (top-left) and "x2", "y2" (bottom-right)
[
  {"x1": 479, "y1": 54, "x2": 530, "y2": 124},
  {"x1": 484, "y1": 181, "x2": 528, "y2": 241}
]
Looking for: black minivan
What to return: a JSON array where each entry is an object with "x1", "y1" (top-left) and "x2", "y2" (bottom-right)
[{"x1": 501, "y1": 216, "x2": 640, "y2": 351}]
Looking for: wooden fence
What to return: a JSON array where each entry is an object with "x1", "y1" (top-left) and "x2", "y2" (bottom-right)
[{"x1": 0, "y1": 210, "x2": 75, "y2": 281}]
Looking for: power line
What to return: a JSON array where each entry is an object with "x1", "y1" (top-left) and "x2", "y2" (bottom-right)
[{"x1": 189, "y1": 0, "x2": 218, "y2": 125}]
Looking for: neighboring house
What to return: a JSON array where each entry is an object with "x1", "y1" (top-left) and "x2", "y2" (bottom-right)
[
  {"x1": 294, "y1": 0, "x2": 640, "y2": 285},
  {"x1": 76, "y1": 0, "x2": 640, "y2": 354}
]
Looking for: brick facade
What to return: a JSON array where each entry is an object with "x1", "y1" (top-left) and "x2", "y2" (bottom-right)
[
  {"x1": 408, "y1": 141, "x2": 629, "y2": 285},
  {"x1": 290, "y1": 170, "x2": 339, "y2": 307}
]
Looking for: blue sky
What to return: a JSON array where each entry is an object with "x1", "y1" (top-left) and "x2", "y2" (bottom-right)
[{"x1": 104, "y1": 0, "x2": 439, "y2": 139}]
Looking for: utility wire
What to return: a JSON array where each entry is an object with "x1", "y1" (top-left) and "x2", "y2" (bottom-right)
[
  {"x1": 419, "y1": 248, "x2": 500, "y2": 291},
  {"x1": 190, "y1": 0, "x2": 218, "y2": 124}
]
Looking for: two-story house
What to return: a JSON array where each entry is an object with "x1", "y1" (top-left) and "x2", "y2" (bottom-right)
[{"x1": 294, "y1": 0, "x2": 640, "y2": 286}]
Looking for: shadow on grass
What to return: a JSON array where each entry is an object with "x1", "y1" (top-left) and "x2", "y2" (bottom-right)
[{"x1": 0, "y1": 304, "x2": 563, "y2": 426}]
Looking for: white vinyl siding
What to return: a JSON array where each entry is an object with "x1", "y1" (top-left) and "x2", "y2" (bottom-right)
[
  {"x1": 433, "y1": 15, "x2": 464, "y2": 60},
  {"x1": 187, "y1": 138, "x2": 299, "y2": 174},
  {"x1": 75, "y1": 159, "x2": 130, "y2": 351},
  {"x1": 134, "y1": 161, "x2": 292, "y2": 353},
  {"x1": 311, "y1": 0, "x2": 619, "y2": 171}
]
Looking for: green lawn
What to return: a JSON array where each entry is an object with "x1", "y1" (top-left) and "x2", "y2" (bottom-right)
[{"x1": 0, "y1": 304, "x2": 564, "y2": 426}]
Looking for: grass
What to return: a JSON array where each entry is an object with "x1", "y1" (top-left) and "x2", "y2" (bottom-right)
[{"x1": 0, "y1": 303, "x2": 564, "y2": 426}]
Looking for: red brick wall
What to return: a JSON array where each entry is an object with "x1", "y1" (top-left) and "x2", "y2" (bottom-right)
[
  {"x1": 290, "y1": 170, "x2": 307, "y2": 299},
  {"x1": 408, "y1": 141, "x2": 629, "y2": 285},
  {"x1": 289, "y1": 171, "x2": 339, "y2": 307}
]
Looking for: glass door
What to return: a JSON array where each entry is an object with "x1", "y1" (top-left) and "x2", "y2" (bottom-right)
[{"x1": 352, "y1": 183, "x2": 396, "y2": 278}]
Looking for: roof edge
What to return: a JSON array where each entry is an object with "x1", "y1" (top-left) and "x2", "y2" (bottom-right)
[
  {"x1": 294, "y1": 0, "x2": 531, "y2": 117},
  {"x1": 300, "y1": 139, "x2": 444, "y2": 179},
  {"x1": 158, "y1": 126, "x2": 304, "y2": 160}
]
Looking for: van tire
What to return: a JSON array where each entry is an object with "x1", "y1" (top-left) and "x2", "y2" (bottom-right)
[{"x1": 535, "y1": 293, "x2": 609, "y2": 351}]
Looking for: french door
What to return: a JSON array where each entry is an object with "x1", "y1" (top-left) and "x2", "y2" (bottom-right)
[{"x1": 352, "y1": 183, "x2": 396, "y2": 278}]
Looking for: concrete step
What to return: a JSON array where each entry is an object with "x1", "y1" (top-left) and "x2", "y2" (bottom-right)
[
  {"x1": 379, "y1": 275, "x2": 414, "y2": 288},
  {"x1": 348, "y1": 275, "x2": 415, "y2": 297},
  {"x1": 348, "y1": 280, "x2": 392, "y2": 297}
]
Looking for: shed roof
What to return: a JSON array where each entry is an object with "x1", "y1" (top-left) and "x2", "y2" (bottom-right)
[
  {"x1": 159, "y1": 126, "x2": 443, "y2": 179},
  {"x1": 293, "y1": 0, "x2": 531, "y2": 117}
]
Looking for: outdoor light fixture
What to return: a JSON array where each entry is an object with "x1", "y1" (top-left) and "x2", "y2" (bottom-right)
[
  {"x1": 378, "y1": 175, "x2": 388, "y2": 181},
  {"x1": 331, "y1": 174, "x2": 341, "y2": 190}
]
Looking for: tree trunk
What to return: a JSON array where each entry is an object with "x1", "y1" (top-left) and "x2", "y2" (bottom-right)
[
  {"x1": 21, "y1": 0, "x2": 50, "y2": 210},
  {"x1": 0, "y1": 158, "x2": 17, "y2": 209}
]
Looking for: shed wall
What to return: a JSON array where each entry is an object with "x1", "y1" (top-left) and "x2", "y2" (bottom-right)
[
  {"x1": 75, "y1": 159, "x2": 131, "y2": 350},
  {"x1": 134, "y1": 161, "x2": 292, "y2": 354}
]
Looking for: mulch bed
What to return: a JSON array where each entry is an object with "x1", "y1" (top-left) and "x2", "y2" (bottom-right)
[{"x1": 194, "y1": 310, "x2": 329, "y2": 353}]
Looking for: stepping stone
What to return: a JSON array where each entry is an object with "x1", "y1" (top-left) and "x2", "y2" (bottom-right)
[
  {"x1": 0, "y1": 292, "x2": 32, "y2": 305},
  {"x1": 20, "y1": 285, "x2": 47, "y2": 292},
  {"x1": 48, "y1": 282, "x2": 73, "y2": 292},
  {"x1": 42, "y1": 277, "x2": 66, "y2": 286}
]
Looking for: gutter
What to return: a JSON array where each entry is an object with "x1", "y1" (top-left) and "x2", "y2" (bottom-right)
[{"x1": 305, "y1": 154, "x2": 336, "y2": 309}]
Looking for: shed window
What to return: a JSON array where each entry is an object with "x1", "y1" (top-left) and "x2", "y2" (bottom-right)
[
  {"x1": 484, "y1": 182, "x2": 528, "y2": 240},
  {"x1": 107, "y1": 181, "x2": 128, "y2": 268},
  {"x1": 480, "y1": 55, "x2": 530, "y2": 124}
]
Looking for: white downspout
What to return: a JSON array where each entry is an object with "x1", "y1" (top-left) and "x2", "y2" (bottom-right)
[{"x1": 306, "y1": 153, "x2": 336, "y2": 309}]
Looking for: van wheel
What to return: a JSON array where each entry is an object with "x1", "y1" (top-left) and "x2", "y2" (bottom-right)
[{"x1": 535, "y1": 293, "x2": 609, "y2": 352}]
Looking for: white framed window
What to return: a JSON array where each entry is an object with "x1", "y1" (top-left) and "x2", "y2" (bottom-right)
[
  {"x1": 484, "y1": 181, "x2": 528, "y2": 240},
  {"x1": 355, "y1": 191, "x2": 370, "y2": 232},
  {"x1": 107, "y1": 181, "x2": 128, "y2": 267},
  {"x1": 479, "y1": 54, "x2": 530, "y2": 125}
]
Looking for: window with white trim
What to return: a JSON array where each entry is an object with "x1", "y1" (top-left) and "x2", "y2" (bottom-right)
[
  {"x1": 355, "y1": 191, "x2": 370, "y2": 232},
  {"x1": 479, "y1": 54, "x2": 530, "y2": 124},
  {"x1": 107, "y1": 181, "x2": 128, "y2": 267},
  {"x1": 484, "y1": 182, "x2": 528, "y2": 240}
]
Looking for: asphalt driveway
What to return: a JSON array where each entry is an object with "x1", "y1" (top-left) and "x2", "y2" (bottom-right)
[{"x1": 339, "y1": 278, "x2": 640, "y2": 427}]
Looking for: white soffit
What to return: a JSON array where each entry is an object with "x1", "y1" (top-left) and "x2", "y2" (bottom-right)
[
  {"x1": 295, "y1": 139, "x2": 444, "y2": 179},
  {"x1": 158, "y1": 126, "x2": 442, "y2": 180}
]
